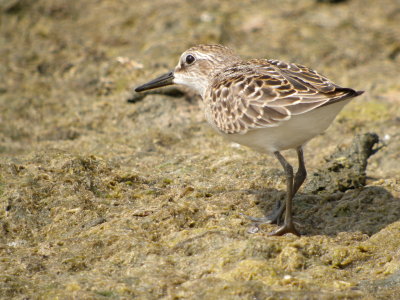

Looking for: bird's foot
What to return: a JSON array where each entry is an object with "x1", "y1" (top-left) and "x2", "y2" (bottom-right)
[
  {"x1": 268, "y1": 221, "x2": 301, "y2": 237},
  {"x1": 240, "y1": 201, "x2": 284, "y2": 234}
]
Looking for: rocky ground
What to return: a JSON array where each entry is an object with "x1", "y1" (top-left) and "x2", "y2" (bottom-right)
[{"x1": 1, "y1": 0, "x2": 400, "y2": 299}]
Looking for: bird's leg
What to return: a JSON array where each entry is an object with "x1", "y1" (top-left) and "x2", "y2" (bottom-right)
[
  {"x1": 242, "y1": 147, "x2": 306, "y2": 235},
  {"x1": 268, "y1": 151, "x2": 300, "y2": 236},
  {"x1": 249, "y1": 147, "x2": 306, "y2": 225},
  {"x1": 293, "y1": 147, "x2": 307, "y2": 196}
]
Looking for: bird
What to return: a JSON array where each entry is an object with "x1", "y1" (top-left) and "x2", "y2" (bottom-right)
[{"x1": 135, "y1": 44, "x2": 363, "y2": 236}]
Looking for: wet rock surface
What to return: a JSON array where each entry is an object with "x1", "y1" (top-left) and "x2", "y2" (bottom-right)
[
  {"x1": 305, "y1": 132, "x2": 380, "y2": 194},
  {"x1": 1, "y1": 0, "x2": 400, "y2": 299}
]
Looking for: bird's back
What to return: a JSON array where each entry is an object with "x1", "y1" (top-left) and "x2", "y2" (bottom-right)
[{"x1": 204, "y1": 58, "x2": 362, "y2": 135}]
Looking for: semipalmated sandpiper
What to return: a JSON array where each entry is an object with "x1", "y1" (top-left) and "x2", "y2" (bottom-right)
[{"x1": 135, "y1": 44, "x2": 363, "y2": 236}]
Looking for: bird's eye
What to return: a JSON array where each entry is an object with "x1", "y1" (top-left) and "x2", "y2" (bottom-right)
[{"x1": 185, "y1": 54, "x2": 195, "y2": 65}]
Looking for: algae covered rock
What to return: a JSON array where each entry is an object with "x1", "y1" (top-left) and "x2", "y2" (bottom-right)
[{"x1": 305, "y1": 133, "x2": 380, "y2": 194}]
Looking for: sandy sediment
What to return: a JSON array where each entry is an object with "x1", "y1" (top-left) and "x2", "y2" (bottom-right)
[{"x1": 1, "y1": 0, "x2": 400, "y2": 298}]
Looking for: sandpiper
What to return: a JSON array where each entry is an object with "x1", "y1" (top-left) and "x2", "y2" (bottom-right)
[{"x1": 135, "y1": 44, "x2": 363, "y2": 236}]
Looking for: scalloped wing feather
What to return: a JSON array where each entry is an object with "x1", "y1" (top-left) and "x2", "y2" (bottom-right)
[{"x1": 206, "y1": 59, "x2": 360, "y2": 134}]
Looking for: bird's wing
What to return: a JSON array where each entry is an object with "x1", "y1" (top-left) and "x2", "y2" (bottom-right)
[{"x1": 206, "y1": 59, "x2": 360, "y2": 134}]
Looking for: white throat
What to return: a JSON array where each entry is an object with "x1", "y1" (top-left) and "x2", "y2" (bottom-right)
[{"x1": 173, "y1": 73, "x2": 208, "y2": 98}]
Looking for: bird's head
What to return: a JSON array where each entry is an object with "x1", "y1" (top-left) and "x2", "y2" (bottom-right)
[{"x1": 135, "y1": 44, "x2": 240, "y2": 97}]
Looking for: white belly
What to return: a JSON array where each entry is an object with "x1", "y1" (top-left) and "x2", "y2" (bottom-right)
[{"x1": 218, "y1": 99, "x2": 351, "y2": 153}]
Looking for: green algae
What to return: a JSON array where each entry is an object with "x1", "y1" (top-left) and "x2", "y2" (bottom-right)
[
  {"x1": 339, "y1": 101, "x2": 391, "y2": 123},
  {"x1": 305, "y1": 133, "x2": 380, "y2": 194},
  {"x1": 1, "y1": 0, "x2": 400, "y2": 299}
]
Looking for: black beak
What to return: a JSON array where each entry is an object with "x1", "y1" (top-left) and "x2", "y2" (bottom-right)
[{"x1": 135, "y1": 71, "x2": 175, "y2": 92}]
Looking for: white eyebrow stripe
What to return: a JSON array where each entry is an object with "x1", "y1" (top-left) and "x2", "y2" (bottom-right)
[{"x1": 194, "y1": 53, "x2": 213, "y2": 60}]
